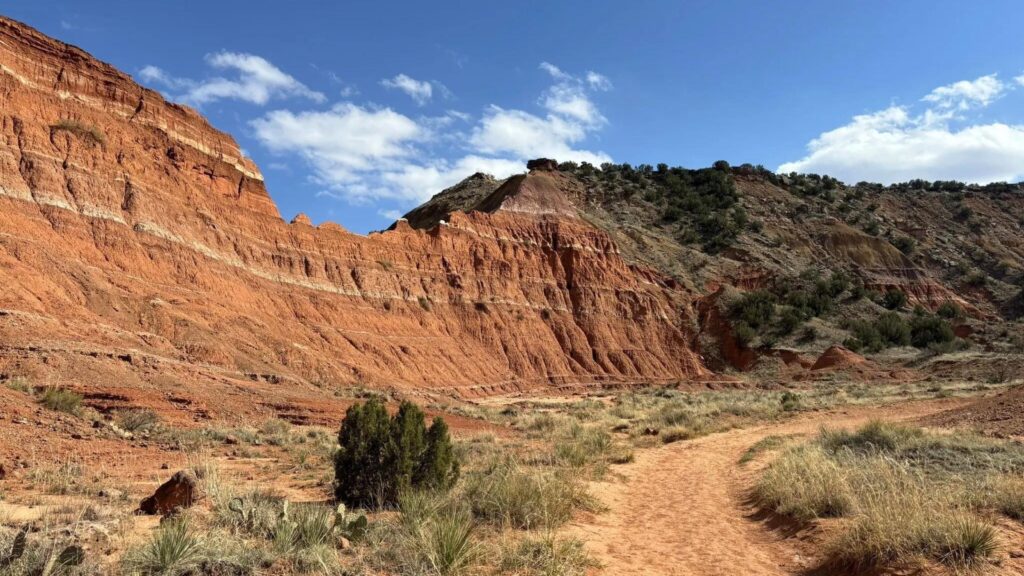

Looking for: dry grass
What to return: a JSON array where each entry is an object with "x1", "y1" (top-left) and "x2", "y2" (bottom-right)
[
  {"x1": 51, "y1": 119, "x2": 106, "y2": 145},
  {"x1": 755, "y1": 421, "x2": 1019, "y2": 570},
  {"x1": 37, "y1": 387, "x2": 83, "y2": 414},
  {"x1": 465, "y1": 461, "x2": 591, "y2": 530},
  {"x1": 498, "y1": 531, "x2": 596, "y2": 576}
]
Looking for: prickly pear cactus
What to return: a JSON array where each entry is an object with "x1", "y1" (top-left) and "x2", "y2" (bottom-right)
[
  {"x1": 39, "y1": 544, "x2": 84, "y2": 576},
  {"x1": 333, "y1": 503, "x2": 368, "y2": 541},
  {"x1": 0, "y1": 528, "x2": 27, "y2": 568}
]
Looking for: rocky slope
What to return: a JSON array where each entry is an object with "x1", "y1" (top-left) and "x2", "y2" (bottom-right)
[
  {"x1": 0, "y1": 17, "x2": 714, "y2": 422},
  {"x1": 409, "y1": 162, "x2": 1024, "y2": 376}
]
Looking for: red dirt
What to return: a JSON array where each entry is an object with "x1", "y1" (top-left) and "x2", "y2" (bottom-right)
[
  {"x1": 810, "y1": 345, "x2": 867, "y2": 371},
  {"x1": 926, "y1": 384, "x2": 1024, "y2": 438}
]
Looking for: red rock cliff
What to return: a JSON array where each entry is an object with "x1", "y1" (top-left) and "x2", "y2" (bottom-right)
[{"x1": 0, "y1": 16, "x2": 709, "y2": 418}]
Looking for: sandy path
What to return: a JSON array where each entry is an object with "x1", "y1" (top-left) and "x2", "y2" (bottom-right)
[{"x1": 566, "y1": 398, "x2": 968, "y2": 576}]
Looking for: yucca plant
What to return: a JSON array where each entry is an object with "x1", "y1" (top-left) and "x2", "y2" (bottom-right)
[
  {"x1": 125, "y1": 519, "x2": 204, "y2": 575},
  {"x1": 423, "y1": 510, "x2": 477, "y2": 576}
]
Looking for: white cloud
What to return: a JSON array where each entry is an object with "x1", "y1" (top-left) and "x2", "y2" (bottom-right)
[
  {"x1": 381, "y1": 74, "x2": 434, "y2": 105},
  {"x1": 251, "y1": 103, "x2": 426, "y2": 198},
  {"x1": 469, "y1": 63, "x2": 611, "y2": 165},
  {"x1": 921, "y1": 73, "x2": 1005, "y2": 110},
  {"x1": 378, "y1": 208, "x2": 404, "y2": 220},
  {"x1": 470, "y1": 106, "x2": 609, "y2": 165},
  {"x1": 381, "y1": 156, "x2": 525, "y2": 200},
  {"x1": 140, "y1": 52, "x2": 324, "y2": 106},
  {"x1": 1016, "y1": 74, "x2": 1024, "y2": 87},
  {"x1": 780, "y1": 74, "x2": 1024, "y2": 184},
  {"x1": 586, "y1": 71, "x2": 613, "y2": 91},
  {"x1": 251, "y1": 62, "x2": 611, "y2": 207},
  {"x1": 539, "y1": 62, "x2": 570, "y2": 80}
]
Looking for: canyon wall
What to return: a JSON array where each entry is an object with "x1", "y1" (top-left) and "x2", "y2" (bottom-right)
[{"x1": 0, "y1": 17, "x2": 709, "y2": 420}]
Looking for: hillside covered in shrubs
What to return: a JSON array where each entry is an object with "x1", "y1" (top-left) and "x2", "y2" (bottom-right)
[{"x1": 405, "y1": 160, "x2": 1024, "y2": 376}]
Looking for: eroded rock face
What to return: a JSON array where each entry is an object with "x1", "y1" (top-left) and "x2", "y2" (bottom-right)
[{"x1": 0, "y1": 17, "x2": 710, "y2": 419}]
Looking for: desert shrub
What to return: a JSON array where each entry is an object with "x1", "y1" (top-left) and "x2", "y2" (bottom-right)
[
  {"x1": 776, "y1": 306, "x2": 802, "y2": 335},
  {"x1": 335, "y1": 398, "x2": 459, "y2": 508},
  {"x1": 891, "y1": 236, "x2": 915, "y2": 254},
  {"x1": 779, "y1": 391, "x2": 801, "y2": 412},
  {"x1": 116, "y1": 408, "x2": 160, "y2": 432},
  {"x1": 882, "y1": 289, "x2": 908, "y2": 310},
  {"x1": 936, "y1": 302, "x2": 962, "y2": 319},
  {"x1": 909, "y1": 314, "x2": 954, "y2": 348},
  {"x1": 729, "y1": 290, "x2": 775, "y2": 329},
  {"x1": 965, "y1": 271, "x2": 988, "y2": 287},
  {"x1": 37, "y1": 388, "x2": 82, "y2": 414},
  {"x1": 732, "y1": 322, "x2": 756, "y2": 347},
  {"x1": 874, "y1": 312, "x2": 911, "y2": 347}
]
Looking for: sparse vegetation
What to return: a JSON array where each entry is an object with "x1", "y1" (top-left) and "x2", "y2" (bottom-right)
[
  {"x1": 51, "y1": 119, "x2": 106, "y2": 145},
  {"x1": 757, "y1": 421, "x2": 1024, "y2": 570},
  {"x1": 115, "y1": 409, "x2": 160, "y2": 433},
  {"x1": 37, "y1": 387, "x2": 83, "y2": 414}
]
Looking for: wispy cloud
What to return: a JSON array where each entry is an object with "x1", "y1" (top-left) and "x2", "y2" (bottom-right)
[
  {"x1": 921, "y1": 73, "x2": 1006, "y2": 110},
  {"x1": 779, "y1": 73, "x2": 1024, "y2": 184},
  {"x1": 139, "y1": 52, "x2": 324, "y2": 106},
  {"x1": 381, "y1": 74, "x2": 435, "y2": 105}
]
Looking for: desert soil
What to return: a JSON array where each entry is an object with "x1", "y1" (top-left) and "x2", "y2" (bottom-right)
[{"x1": 567, "y1": 398, "x2": 1024, "y2": 576}]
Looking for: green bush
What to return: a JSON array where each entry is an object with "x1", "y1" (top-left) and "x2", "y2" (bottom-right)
[
  {"x1": 936, "y1": 302, "x2": 962, "y2": 319},
  {"x1": 882, "y1": 289, "x2": 908, "y2": 310},
  {"x1": 38, "y1": 388, "x2": 83, "y2": 414},
  {"x1": 875, "y1": 312, "x2": 911, "y2": 347},
  {"x1": 909, "y1": 315, "x2": 955, "y2": 348},
  {"x1": 334, "y1": 399, "x2": 459, "y2": 508},
  {"x1": 891, "y1": 236, "x2": 915, "y2": 255}
]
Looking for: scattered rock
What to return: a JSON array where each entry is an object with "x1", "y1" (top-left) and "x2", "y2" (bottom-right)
[
  {"x1": 224, "y1": 435, "x2": 239, "y2": 445},
  {"x1": 339, "y1": 536, "x2": 351, "y2": 551},
  {"x1": 0, "y1": 464, "x2": 6, "y2": 480},
  {"x1": 642, "y1": 427, "x2": 659, "y2": 436},
  {"x1": 137, "y1": 470, "x2": 200, "y2": 515}
]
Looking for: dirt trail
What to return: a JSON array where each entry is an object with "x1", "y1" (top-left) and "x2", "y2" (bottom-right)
[{"x1": 566, "y1": 398, "x2": 969, "y2": 576}]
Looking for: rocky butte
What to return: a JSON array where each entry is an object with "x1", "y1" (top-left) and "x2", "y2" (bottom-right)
[{"x1": 0, "y1": 17, "x2": 710, "y2": 424}]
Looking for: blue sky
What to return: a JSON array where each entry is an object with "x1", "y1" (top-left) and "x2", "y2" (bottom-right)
[{"x1": 7, "y1": 1, "x2": 1024, "y2": 233}]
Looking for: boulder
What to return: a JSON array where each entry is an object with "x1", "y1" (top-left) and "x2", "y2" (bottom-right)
[{"x1": 137, "y1": 470, "x2": 200, "y2": 515}]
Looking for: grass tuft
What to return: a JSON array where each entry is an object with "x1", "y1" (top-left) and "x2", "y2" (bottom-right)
[{"x1": 37, "y1": 388, "x2": 82, "y2": 414}]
